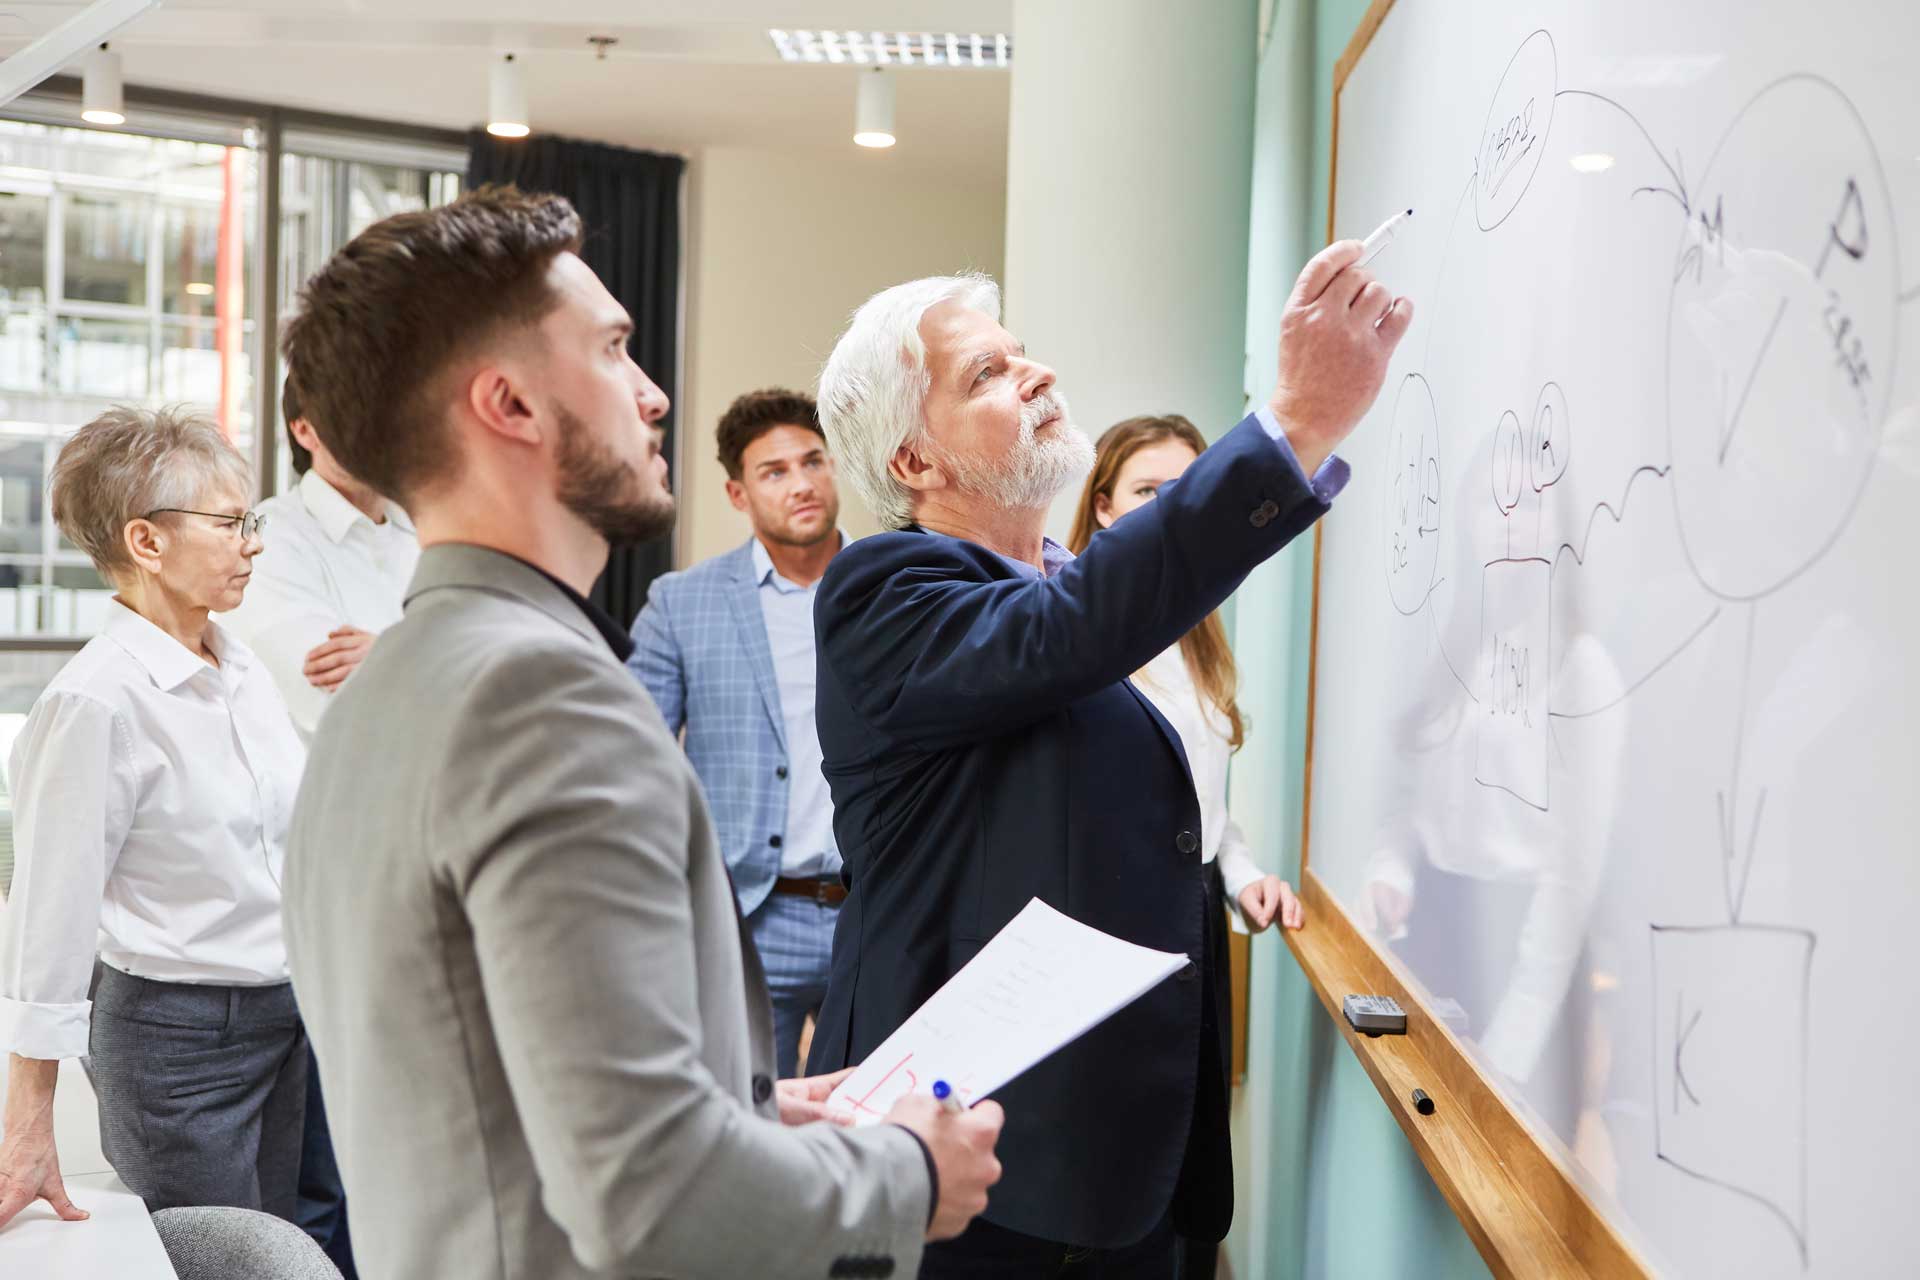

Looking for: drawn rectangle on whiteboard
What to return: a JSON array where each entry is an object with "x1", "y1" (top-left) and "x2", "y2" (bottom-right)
[
  {"x1": 824, "y1": 898, "x2": 1186, "y2": 1125},
  {"x1": 1648, "y1": 923, "x2": 1814, "y2": 1258},
  {"x1": 1474, "y1": 558, "x2": 1551, "y2": 810}
]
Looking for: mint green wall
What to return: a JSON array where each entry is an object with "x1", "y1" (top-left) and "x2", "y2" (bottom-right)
[{"x1": 1224, "y1": 1, "x2": 1492, "y2": 1276}]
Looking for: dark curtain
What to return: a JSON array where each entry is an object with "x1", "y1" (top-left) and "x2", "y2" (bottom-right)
[{"x1": 467, "y1": 131, "x2": 685, "y2": 628}]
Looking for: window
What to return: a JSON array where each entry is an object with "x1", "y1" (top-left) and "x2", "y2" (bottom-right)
[
  {"x1": 272, "y1": 135, "x2": 463, "y2": 495},
  {"x1": 0, "y1": 111, "x2": 263, "y2": 636},
  {"x1": 0, "y1": 95, "x2": 465, "y2": 892}
]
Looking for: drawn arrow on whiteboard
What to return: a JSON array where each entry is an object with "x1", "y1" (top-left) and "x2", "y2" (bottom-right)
[
  {"x1": 1718, "y1": 786, "x2": 1768, "y2": 923},
  {"x1": 1555, "y1": 88, "x2": 1690, "y2": 215}
]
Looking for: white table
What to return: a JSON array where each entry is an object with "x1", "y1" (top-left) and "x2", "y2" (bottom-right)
[
  {"x1": 0, "y1": 1053, "x2": 177, "y2": 1277},
  {"x1": 0, "y1": 1172, "x2": 177, "y2": 1278}
]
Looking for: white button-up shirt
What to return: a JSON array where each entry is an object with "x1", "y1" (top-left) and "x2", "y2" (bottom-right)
[
  {"x1": 218, "y1": 469, "x2": 420, "y2": 741},
  {"x1": 1133, "y1": 644, "x2": 1266, "y2": 931},
  {"x1": 750, "y1": 534, "x2": 842, "y2": 880},
  {"x1": 0, "y1": 602, "x2": 306, "y2": 1060}
]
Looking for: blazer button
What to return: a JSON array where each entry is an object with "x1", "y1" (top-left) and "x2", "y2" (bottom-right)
[
  {"x1": 1176, "y1": 830, "x2": 1199, "y2": 855},
  {"x1": 1249, "y1": 507, "x2": 1271, "y2": 528},
  {"x1": 776, "y1": 765, "x2": 789, "y2": 780},
  {"x1": 769, "y1": 835, "x2": 783, "y2": 849},
  {"x1": 1177, "y1": 958, "x2": 1200, "y2": 983},
  {"x1": 752, "y1": 1074, "x2": 774, "y2": 1104}
]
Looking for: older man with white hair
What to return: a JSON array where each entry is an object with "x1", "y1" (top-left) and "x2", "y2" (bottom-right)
[{"x1": 806, "y1": 241, "x2": 1411, "y2": 1277}]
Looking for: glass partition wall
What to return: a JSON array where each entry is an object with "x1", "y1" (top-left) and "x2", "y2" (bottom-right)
[{"x1": 0, "y1": 89, "x2": 463, "y2": 889}]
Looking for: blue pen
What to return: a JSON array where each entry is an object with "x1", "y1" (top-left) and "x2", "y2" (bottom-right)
[{"x1": 931, "y1": 1079, "x2": 965, "y2": 1114}]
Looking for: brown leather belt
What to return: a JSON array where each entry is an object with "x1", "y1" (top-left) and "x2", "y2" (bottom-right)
[{"x1": 771, "y1": 876, "x2": 847, "y2": 907}]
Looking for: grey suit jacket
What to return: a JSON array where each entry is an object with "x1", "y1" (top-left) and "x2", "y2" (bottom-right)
[{"x1": 283, "y1": 545, "x2": 929, "y2": 1280}]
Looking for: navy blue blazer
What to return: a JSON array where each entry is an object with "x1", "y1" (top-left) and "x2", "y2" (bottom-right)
[{"x1": 806, "y1": 412, "x2": 1331, "y2": 1247}]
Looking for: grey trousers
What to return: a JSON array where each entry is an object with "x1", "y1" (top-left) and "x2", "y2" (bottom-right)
[{"x1": 88, "y1": 966, "x2": 308, "y2": 1220}]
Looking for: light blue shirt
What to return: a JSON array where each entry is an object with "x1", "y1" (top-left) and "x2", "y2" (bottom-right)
[
  {"x1": 994, "y1": 409, "x2": 1348, "y2": 580},
  {"x1": 750, "y1": 534, "x2": 843, "y2": 879}
]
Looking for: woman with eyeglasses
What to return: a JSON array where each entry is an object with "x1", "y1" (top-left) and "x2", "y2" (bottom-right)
[{"x1": 0, "y1": 407, "x2": 309, "y2": 1230}]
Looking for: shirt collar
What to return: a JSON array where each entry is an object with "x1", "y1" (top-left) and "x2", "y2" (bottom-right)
[
  {"x1": 103, "y1": 598, "x2": 249, "y2": 691},
  {"x1": 506, "y1": 557, "x2": 635, "y2": 662},
  {"x1": 750, "y1": 531, "x2": 844, "y2": 594},
  {"x1": 991, "y1": 537, "x2": 1075, "y2": 581},
  {"x1": 300, "y1": 469, "x2": 413, "y2": 544}
]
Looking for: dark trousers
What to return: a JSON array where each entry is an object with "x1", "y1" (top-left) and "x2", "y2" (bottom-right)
[
  {"x1": 919, "y1": 1211, "x2": 1179, "y2": 1279},
  {"x1": 1173, "y1": 865, "x2": 1234, "y2": 1277},
  {"x1": 923, "y1": 869, "x2": 1235, "y2": 1280},
  {"x1": 297, "y1": 1047, "x2": 358, "y2": 1278},
  {"x1": 89, "y1": 966, "x2": 306, "y2": 1219}
]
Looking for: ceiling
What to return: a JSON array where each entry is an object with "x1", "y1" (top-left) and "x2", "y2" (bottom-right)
[{"x1": 0, "y1": 1, "x2": 1014, "y2": 179}]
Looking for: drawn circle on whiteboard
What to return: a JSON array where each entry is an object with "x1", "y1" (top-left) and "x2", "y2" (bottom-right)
[
  {"x1": 1384, "y1": 373, "x2": 1443, "y2": 616},
  {"x1": 1473, "y1": 29, "x2": 1558, "y2": 232},
  {"x1": 1491, "y1": 409, "x2": 1525, "y2": 515},
  {"x1": 1665, "y1": 75, "x2": 1900, "y2": 601},
  {"x1": 1529, "y1": 381, "x2": 1572, "y2": 492}
]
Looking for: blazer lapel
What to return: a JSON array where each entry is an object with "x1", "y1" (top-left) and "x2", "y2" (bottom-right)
[
  {"x1": 725, "y1": 540, "x2": 788, "y2": 753},
  {"x1": 1123, "y1": 678, "x2": 1197, "y2": 794}
]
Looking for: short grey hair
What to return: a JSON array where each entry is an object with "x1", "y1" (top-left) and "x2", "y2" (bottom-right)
[
  {"x1": 817, "y1": 272, "x2": 1001, "y2": 530},
  {"x1": 50, "y1": 406, "x2": 254, "y2": 579}
]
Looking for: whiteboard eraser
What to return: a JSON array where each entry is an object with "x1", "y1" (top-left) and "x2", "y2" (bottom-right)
[{"x1": 1343, "y1": 994, "x2": 1407, "y2": 1036}]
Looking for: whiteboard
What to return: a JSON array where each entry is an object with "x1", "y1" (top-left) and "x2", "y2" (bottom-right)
[{"x1": 1305, "y1": 2, "x2": 1920, "y2": 1275}]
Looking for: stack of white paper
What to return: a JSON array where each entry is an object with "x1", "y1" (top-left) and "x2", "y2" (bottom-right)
[{"x1": 825, "y1": 897, "x2": 1188, "y2": 1124}]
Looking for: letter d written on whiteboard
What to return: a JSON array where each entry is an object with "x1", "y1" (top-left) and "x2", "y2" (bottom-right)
[{"x1": 824, "y1": 899, "x2": 1188, "y2": 1124}]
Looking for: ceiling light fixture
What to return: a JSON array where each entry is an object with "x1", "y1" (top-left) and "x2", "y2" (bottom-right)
[
  {"x1": 184, "y1": 282, "x2": 214, "y2": 296},
  {"x1": 854, "y1": 67, "x2": 895, "y2": 149},
  {"x1": 771, "y1": 30, "x2": 1011, "y2": 68},
  {"x1": 81, "y1": 42, "x2": 124, "y2": 126},
  {"x1": 487, "y1": 53, "x2": 529, "y2": 139}
]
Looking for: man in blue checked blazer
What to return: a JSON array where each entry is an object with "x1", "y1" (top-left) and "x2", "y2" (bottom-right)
[{"x1": 628, "y1": 388, "x2": 850, "y2": 1076}]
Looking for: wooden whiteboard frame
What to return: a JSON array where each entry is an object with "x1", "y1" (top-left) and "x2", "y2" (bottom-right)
[{"x1": 1282, "y1": 2, "x2": 1654, "y2": 1274}]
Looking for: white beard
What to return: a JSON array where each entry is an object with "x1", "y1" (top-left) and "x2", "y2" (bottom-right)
[{"x1": 937, "y1": 389, "x2": 1094, "y2": 512}]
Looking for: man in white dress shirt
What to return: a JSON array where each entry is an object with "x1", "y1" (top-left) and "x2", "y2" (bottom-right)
[
  {"x1": 222, "y1": 377, "x2": 420, "y2": 743},
  {"x1": 218, "y1": 377, "x2": 417, "y2": 1277}
]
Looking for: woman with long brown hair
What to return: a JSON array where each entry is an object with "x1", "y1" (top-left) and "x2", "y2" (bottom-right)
[
  {"x1": 1068, "y1": 413, "x2": 1304, "y2": 1279},
  {"x1": 1066, "y1": 414, "x2": 1303, "y2": 936}
]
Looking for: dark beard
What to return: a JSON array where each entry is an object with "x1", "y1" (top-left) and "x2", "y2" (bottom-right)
[
  {"x1": 554, "y1": 404, "x2": 674, "y2": 544},
  {"x1": 757, "y1": 500, "x2": 842, "y2": 549}
]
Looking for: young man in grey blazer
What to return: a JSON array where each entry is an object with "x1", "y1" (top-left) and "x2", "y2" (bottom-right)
[
  {"x1": 277, "y1": 186, "x2": 1003, "y2": 1280},
  {"x1": 629, "y1": 388, "x2": 849, "y2": 1078}
]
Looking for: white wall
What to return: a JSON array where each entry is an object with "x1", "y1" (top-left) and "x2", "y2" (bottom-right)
[
  {"x1": 1003, "y1": 0, "x2": 1258, "y2": 537},
  {"x1": 677, "y1": 146, "x2": 1007, "y2": 567}
]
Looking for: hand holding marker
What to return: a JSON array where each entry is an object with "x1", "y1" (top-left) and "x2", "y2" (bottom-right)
[
  {"x1": 1356, "y1": 208, "x2": 1413, "y2": 268},
  {"x1": 932, "y1": 1079, "x2": 964, "y2": 1114}
]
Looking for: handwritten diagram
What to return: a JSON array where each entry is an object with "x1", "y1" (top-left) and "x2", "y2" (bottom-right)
[{"x1": 1364, "y1": 27, "x2": 1910, "y2": 1268}]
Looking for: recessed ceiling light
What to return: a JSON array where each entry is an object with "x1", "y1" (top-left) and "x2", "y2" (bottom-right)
[
  {"x1": 771, "y1": 29, "x2": 1010, "y2": 68},
  {"x1": 185, "y1": 282, "x2": 214, "y2": 296}
]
